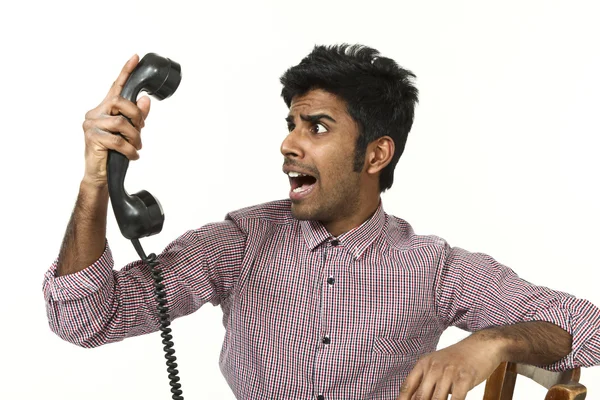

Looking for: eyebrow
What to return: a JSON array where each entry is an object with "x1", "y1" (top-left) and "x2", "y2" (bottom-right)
[{"x1": 285, "y1": 113, "x2": 337, "y2": 124}]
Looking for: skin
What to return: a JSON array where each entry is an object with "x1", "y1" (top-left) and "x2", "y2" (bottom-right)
[
  {"x1": 281, "y1": 89, "x2": 393, "y2": 236},
  {"x1": 57, "y1": 55, "x2": 573, "y2": 399},
  {"x1": 57, "y1": 54, "x2": 150, "y2": 276}
]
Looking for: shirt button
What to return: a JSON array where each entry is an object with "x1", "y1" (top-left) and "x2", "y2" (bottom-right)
[
  {"x1": 322, "y1": 336, "x2": 331, "y2": 345},
  {"x1": 317, "y1": 396, "x2": 325, "y2": 400},
  {"x1": 331, "y1": 239, "x2": 339, "y2": 246},
  {"x1": 327, "y1": 276, "x2": 335, "y2": 285}
]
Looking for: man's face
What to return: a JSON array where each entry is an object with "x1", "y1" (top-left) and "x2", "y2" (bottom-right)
[{"x1": 281, "y1": 89, "x2": 363, "y2": 223}]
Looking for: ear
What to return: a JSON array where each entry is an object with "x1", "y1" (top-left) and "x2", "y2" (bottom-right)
[{"x1": 365, "y1": 136, "x2": 394, "y2": 175}]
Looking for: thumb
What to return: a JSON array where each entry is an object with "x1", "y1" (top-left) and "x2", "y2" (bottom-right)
[{"x1": 137, "y1": 95, "x2": 151, "y2": 121}]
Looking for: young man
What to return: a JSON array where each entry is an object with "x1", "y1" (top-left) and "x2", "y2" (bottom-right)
[{"x1": 43, "y1": 45, "x2": 600, "y2": 400}]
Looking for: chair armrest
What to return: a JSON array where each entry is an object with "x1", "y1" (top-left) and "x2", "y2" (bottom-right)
[{"x1": 545, "y1": 382, "x2": 587, "y2": 400}]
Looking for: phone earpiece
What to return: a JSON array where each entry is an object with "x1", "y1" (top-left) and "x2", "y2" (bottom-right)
[
  {"x1": 120, "y1": 53, "x2": 182, "y2": 101},
  {"x1": 107, "y1": 53, "x2": 181, "y2": 240}
]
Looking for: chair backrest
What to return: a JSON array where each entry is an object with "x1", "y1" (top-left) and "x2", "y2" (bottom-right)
[{"x1": 483, "y1": 361, "x2": 587, "y2": 400}]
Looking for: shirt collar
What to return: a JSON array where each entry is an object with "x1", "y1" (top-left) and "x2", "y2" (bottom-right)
[{"x1": 299, "y1": 200, "x2": 386, "y2": 259}]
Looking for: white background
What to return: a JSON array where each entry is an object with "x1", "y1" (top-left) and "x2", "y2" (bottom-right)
[{"x1": 1, "y1": 0, "x2": 599, "y2": 398}]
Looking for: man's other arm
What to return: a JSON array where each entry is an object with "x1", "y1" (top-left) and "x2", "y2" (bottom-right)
[
  {"x1": 398, "y1": 320, "x2": 572, "y2": 400},
  {"x1": 398, "y1": 240, "x2": 600, "y2": 400},
  {"x1": 477, "y1": 320, "x2": 572, "y2": 366}
]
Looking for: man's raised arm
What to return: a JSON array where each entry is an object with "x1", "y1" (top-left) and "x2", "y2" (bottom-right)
[{"x1": 57, "y1": 54, "x2": 148, "y2": 276}]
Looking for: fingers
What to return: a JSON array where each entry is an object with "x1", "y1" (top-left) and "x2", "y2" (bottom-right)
[
  {"x1": 81, "y1": 55, "x2": 150, "y2": 186},
  {"x1": 105, "y1": 94, "x2": 147, "y2": 130},
  {"x1": 399, "y1": 359, "x2": 474, "y2": 400},
  {"x1": 401, "y1": 365, "x2": 437, "y2": 400},
  {"x1": 137, "y1": 95, "x2": 151, "y2": 122},
  {"x1": 91, "y1": 56, "x2": 150, "y2": 130},
  {"x1": 398, "y1": 368, "x2": 422, "y2": 400},
  {"x1": 84, "y1": 114, "x2": 142, "y2": 150},
  {"x1": 449, "y1": 375, "x2": 471, "y2": 400},
  {"x1": 85, "y1": 93, "x2": 147, "y2": 130},
  {"x1": 85, "y1": 127, "x2": 140, "y2": 160},
  {"x1": 413, "y1": 374, "x2": 436, "y2": 400},
  {"x1": 431, "y1": 374, "x2": 453, "y2": 400},
  {"x1": 105, "y1": 54, "x2": 139, "y2": 100},
  {"x1": 83, "y1": 110, "x2": 143, "y2": 161}
]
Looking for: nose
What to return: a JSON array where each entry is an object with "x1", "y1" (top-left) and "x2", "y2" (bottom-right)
[{"x1": 280, "y1": 128, "x2": 305, "y2": 159}]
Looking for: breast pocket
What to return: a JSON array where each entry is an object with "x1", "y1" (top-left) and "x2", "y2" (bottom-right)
[
  {"x1": 372, "y1": 336, "x2": 424, "y2": 358},
  {"x1": 366, "y1": 336, "x2": 425, "y2": 397}
]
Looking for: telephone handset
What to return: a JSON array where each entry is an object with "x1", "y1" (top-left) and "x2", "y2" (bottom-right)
[
  {"x1": 106, "y1": 53, "x2": 185, "y2": 400},
  {"x1": 107, "y1": 53, "x2": 181, "y2": 240}
]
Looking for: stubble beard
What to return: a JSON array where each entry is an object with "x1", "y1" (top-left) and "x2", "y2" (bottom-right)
[{"x1": 290, "y1": 175, "x2": 362, "y2": 224}]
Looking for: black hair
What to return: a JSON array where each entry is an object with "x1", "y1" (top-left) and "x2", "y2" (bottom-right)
[{"x1": 280, "y1": 44, "x2": 418, "y2": 192}]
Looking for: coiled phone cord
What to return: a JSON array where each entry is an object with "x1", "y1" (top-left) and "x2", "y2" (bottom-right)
[{"x1": 132, "y1": 238, "x2": 184, "y2": 400}]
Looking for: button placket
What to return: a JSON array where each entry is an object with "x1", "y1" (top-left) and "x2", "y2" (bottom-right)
[{"x1": 315, "y1": 239, "x2": 339, "y2": 399}]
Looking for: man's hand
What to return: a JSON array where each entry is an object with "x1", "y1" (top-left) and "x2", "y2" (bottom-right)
[
  {"x1": 82, "y1": 54, "x2": 151, "y2": 188},
  {"x1": 397, "y1": 333, "x2": 506, "y2": 400}
]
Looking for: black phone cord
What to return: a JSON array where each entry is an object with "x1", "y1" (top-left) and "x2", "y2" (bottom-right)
[{"x1": 132, "y1": 239, "x2": 184, "y2": 400}]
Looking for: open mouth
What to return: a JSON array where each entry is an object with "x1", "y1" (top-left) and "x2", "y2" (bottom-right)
[{"x1": 288, "y1": 171, "x2": 317, "y2": 198}]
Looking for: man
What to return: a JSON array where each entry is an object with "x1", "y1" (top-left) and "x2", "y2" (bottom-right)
[{"x1": 43, "y1": 44, "x2": 600, "y2": 399}]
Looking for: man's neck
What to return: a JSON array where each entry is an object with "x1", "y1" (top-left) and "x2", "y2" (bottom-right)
[{"x1": 323, "y1": 196, "x2": 381, "y2": 237}]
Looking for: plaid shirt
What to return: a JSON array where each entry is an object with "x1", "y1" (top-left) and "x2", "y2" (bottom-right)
[{"x1": 43, "y1": 199, "x2": 600, "y2": 399}]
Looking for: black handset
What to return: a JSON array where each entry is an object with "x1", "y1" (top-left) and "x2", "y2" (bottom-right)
[
  {"x1": 107, "y1": 53, "x2": 181, "y2": 240},
  {"x1": 106, "y1": 53, "x2": 185, "y2": 400}
]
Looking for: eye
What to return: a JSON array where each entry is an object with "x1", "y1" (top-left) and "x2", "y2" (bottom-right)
[
  {"x1": 287, "y1": 123, "x2": 295, "y2": 132},
  {"x1": 311, "y1": 123, "x2": 328, "y2": 134}
]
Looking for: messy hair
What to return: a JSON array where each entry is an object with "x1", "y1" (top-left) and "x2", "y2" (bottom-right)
[{"x1": 280, "y1": 44, "x2": 418, "y2": 192}]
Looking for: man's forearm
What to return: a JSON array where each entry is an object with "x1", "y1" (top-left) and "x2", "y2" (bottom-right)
[
  {"x1": 56, "y1": 180, "x2": 109, "y2": 276},
  {"x1": 473, "y1": 321, "x2": 573, "y2": 366}
]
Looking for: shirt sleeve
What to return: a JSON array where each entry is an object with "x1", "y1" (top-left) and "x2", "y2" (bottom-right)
[
  {"x1": 42, "y1": 219, "x2": 246, "y2": 348},
  {"x1": 434, "y1": 240, "x2": 600, "y2": 371}
]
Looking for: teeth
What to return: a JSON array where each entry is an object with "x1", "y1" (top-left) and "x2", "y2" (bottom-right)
[
  {"x1": 288, "y1": 171, "x2": 308, "y2": 178},
  {"x1": 292, "y1": 186, "x2": 306, "y2": 193}
]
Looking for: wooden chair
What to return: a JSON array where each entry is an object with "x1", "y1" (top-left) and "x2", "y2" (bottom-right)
[{"x1": 483, "y1": 362, "x2": 587, "y2": 399}]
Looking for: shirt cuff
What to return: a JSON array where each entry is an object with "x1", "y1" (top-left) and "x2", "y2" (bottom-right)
[
  {"x1": 525, "y1": 296, "x2": 600, "y2": 371},
  {"x1": 42, "y1": 240, "x2": 114, "y2": 302},
  {"x1": 524, "y1": 306, "x2": 575, "y2": 370}
]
